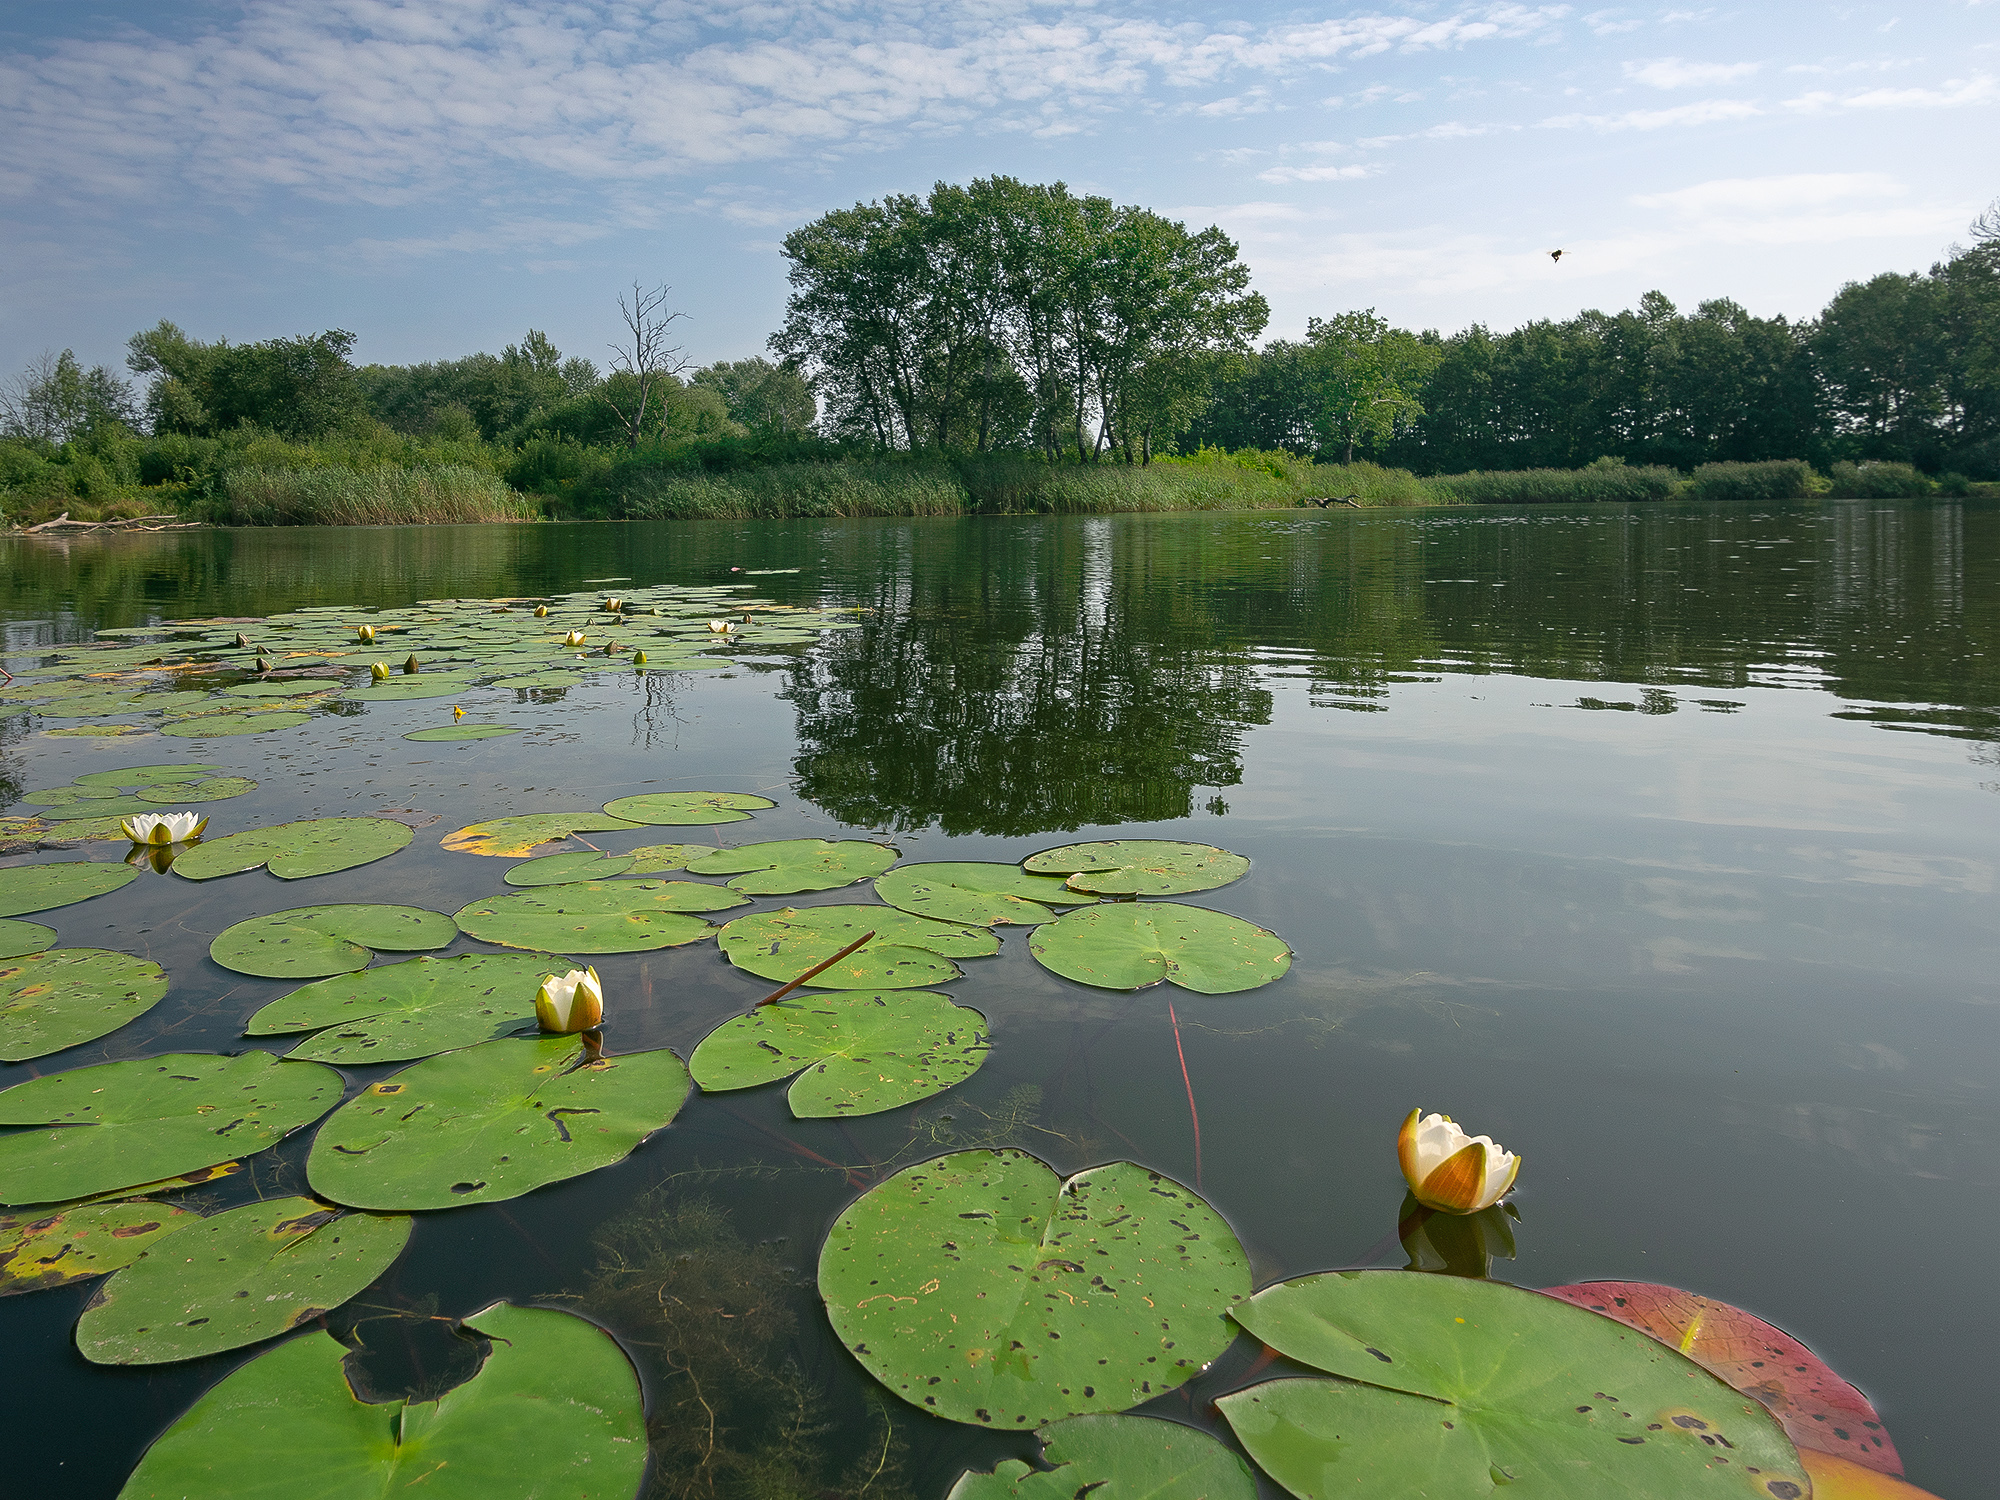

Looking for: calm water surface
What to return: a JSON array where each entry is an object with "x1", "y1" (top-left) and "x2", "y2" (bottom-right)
[{"x1": 2, "y1": 499, "x2": 1995, "y2": 1498}]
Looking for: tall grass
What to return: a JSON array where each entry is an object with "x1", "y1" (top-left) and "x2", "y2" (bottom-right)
[
  {"x1": 619, "y1": 461, "x2": 970, "y2": 520},
  {"x1": 1681, "y1": 460, "x2": 1819, "y2": 502},
  {"x1": 1424, "y1": 465, "x2": 1681, "y2": 504},
  {"x1": 213, "y1": 465, "x2": 539, "y2": 525}
]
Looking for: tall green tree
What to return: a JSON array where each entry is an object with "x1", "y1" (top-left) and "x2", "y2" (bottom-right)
[{"x1": 1302, "y1": 310, "x2": 1442, "y2": 464}]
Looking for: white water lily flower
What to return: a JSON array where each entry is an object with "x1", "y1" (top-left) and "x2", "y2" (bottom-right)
[
  {"x1": 707, "y1": 619, "x2": 734, "y2": 634},
  {"x1": 535, "y1": 967, "x2": 603, "y2": 1034},
  {"x1": 1398, "y1": 1109, "x2": 1520, "y2": 1215},
  {"x1": 563, "y1": 629, "x2": 587, "y2": 647},
  {"x1": 121, "y1": 810, "x2": 209, "y2": 846}
]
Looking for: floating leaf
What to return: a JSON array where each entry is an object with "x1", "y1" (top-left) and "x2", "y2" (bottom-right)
[
  {"x1": 491, "y1": 670, "x2": 582, "y2": 689},
  {"x1": 211, "y1": 905, "x2": 459, "y2": 980},
  {"x1": 0, "y1": 861, "x2": 139, "y2": 917},
  {"x1": 503, "y1": 850, "x2": 635, "y2": 886},
  {"x1": 874, "y1": 862, "x2": 1099, "y2": 927},
  {"x1": 348, "y1": 677, "x2": 477, "y2": 701},
  {"x1": 404, "y1": 723, "x2": 519, "y2": 741},
  {"x1": 441, "y1": 811, "x2": 642, "y2": 858},
  {"x1": 947, "y1": 1414, "x2": 1258, "y2": 1500},
  {"x1": 690, "y1": 990, "x2": 989, "y2": 1118},
  {"x1": 223, "y1": 680, "x2": 329, "y2": 698},
  {"x1": 1798, "y1": 1450, "x2": 1944, "y2": 1499},
  {"x1": 685, "y1": 838, "x2": 897, "y2": 895},
  {"x1": 246, "y1": 952, "x2": 557, "y2": 1064},
  {"x1": 1029, "y1": 902, "x2": 1290, "y2": 994},
  {"x1": 1, "y1": 1199, "x2": 201, "y2": 1297},
  {"x1": 77, "y1": 1196, "x2": 411, "y2": 1365},
  {"x1": 1542, "y1": 1281, "x2": 1903, "y2": 1475},
  {"x1": 0, "y1": 948, "x2": 171, "y2": 1061},
  {"x1": 0, "y1": 1051, "x2": 342, "y2": 1207},
  {"x1": 40, "y1": 724, "x2": 150, "y2": 737},
  {"x1": 718, "y1": 905, "x2": 997, "y2": 990},
  {"x1": 600, "y1": 790, "x2": 776, "y2": 825},
  {"x1": 820, "y1": 1150, "x2": 1248, "y2": 1428},
  {"x1": 307, "y1": 1036, "x2": 691, "y2": 1210},
  {"x1": 0, "y1": 919, "x2": 56, "y2": 959},
  {"x1": 172, "y1": 816, "x2": 413, "y2": 881},
  {"x1": 160, "y1": 710, "x2": 312, "y2": 737},
  {"x1": 74, "y1": 764, "x2": 220, "y2": 786},
  {"x1": 626, "y1": 842, "x2": 708, "y2": 872},
  {"x1": 138, "y1": 775, "x2": 258, "y2": 803},
  {"x1": 1023, "y1": 840, "x2": 1250, "y2": 897},
  {"x1": 1217, "y1": 1271, "x2": 1809, "y2": 1500},
  {"x1": 453, "y1": 881, "x2": 739, "y2": 953},
  {"x1": 115, "y1": 1303, "x2": 646, "y2": 1500}
]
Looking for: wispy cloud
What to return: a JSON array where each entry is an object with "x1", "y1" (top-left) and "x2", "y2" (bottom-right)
[
  {"x1": 1256, "y1": 163, "x2": 1378, "y2": 184},
  {"x1": 1624, "y1": 57, "x2": 1761, "y2": 88},
  {"x1": 1786, "y1": 75, "x2": 1996, "y2": 111},
  {"x1": 1540, "y1": 97, "x2": 1760, "y2": 130}
]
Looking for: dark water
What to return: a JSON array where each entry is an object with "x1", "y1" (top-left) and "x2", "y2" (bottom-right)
[{"x1": 2, "y1": 500, "x2": 1995, "y2": 1498}]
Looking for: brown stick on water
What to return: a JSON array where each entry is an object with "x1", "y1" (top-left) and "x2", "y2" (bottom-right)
[{"x1": 753, "y1": 931, "x2": 875, "y2": 1007}]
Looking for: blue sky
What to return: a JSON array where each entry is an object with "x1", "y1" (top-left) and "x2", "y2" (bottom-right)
[{"x1": 2, "y1": 1, "x2": 1993, "y2": 380}]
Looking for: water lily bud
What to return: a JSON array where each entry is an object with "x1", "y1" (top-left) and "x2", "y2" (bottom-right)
[
  {"x1": 452, "y1": 705, "x2": 466, "y2": 719},
  {"x1": 564, "y1": 630, "x2": 587, "y2": 647},
  {"x1": 370, "y1": 662, "x2": 390, "y2": 681},
  {"x1": 632, "y1": 651, "x2": 647, "y2": 666},
  {"x1": 120, "y1": 810, "x2": 208, "y2": 845},
  {"x1": 255, "y1": 656, "x2": 272, "y2": 673},
  {"x1": 234, "y1": 632, "x2": 251, "y2": 648},
  {"x1": 604, "y1": 597, "x2": 623, "y2": 612},
  {"x1": 533, "y1": 605, "x2": 549, "y2": 618},
  {"x1": 1398, "y1": 1109, "x2": 1519, "y2": 1215},
  {"x1": 402, "y1": 654, "x2": 420, "y2": 674},
  {"x1": 355, "y1": 625, "x2": 375, "y2": 644},
  {"x1": 535, "y1": 967, "x2": 603, "y2": 1034}
]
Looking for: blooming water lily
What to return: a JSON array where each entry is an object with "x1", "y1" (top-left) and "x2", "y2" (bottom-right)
[
  {"x1": 563, "y1": 630, "x2": 587, "y2": 647},
  {"x1": 1398, "y1": 1108, "x2": 1520, "y2": 1214},
  {"x1": 535, "y1": 967, "x2": 603, "y2": 1033},
  {"x1": 707, "y1": 619, "x2": 734, "y2": 634},
  {"x1": 121, "y1": 810, "x2": 209, "y2": 845}
]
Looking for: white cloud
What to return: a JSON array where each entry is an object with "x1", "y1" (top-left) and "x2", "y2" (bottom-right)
[
  {"x1": 1256, "y1": 163, "x2": 1378, "y2": 184},
  {"x1": 1624, "y1": 57, "x2": 1761, "y2": 88},
  {"x1": 1540, "y1": 97, "x2": 1760, "y2": 130},
  {"x1": 1627, "y1": 171, "x2": 1967, "y2": 248},
  {"x1": 1786, "y1": 75, "x2": 1996, "y2": 111}
]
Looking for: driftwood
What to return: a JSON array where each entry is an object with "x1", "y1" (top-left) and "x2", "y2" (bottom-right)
[{"x1": 15, "y1": 512, "x2": 202, "y2": 534}]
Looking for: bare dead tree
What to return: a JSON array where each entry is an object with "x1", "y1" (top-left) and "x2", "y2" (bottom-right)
[
  {"x1": 598, "y1": 282, "x2": 692, "y2": 447},
  {"x1": 1971, "y1": 195, "x2": 2000, "y2": 246}
]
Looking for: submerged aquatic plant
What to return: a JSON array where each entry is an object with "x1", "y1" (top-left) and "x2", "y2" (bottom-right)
[
  {"x1": 535, "y1": 966, "x2": 603, "y2": 1033},
  {"x1": 1399, "y1": 1108, "x2": 1520, "y2": 1214},
  {"x1": 119, "y1": 810, "x2": 207, "y2": 845}
]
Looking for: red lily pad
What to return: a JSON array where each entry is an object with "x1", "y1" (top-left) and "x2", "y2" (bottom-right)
[{"x1": 1541, "y1": 1280, "x2": 1901, "y2": 1475}]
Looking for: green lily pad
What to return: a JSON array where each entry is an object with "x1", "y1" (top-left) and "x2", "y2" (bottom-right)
[
  {"x1": 404, "y1": 723, "x2": 520, "y2": 741},
  {"x1": 0, "y1": 1051, "x2": 343, "y2": 1207},
  {"x1": 1, "y1": 1199, "x2": 202, "y2": 1297},
  {"x1": 138, "y1": 775, "x2": 258, "y2": 803},
  {"x1": 717, "y1": 905, "x2": 998, "y2": 990},
  {"x1": 600, "y1": 790, "x2": 776, "y2": 825},
  {"x1": 1029, "y1": 903, "x2": 1291, "y2": 994},
  {"x1": 211, "y1": 905, "x2": 459, "y2": 980},
  {"x1": 0, "y1": 862, "x2": 139, "y2": 917},
  {"x1": 347, "y1": 677, "x2": 478, "y2": 701},
  {"x1": 160, "y1": 710, "x2": 312, "y2": 736},
  {"x1": 307, "y1": 1036, "x2": 691, "y2": 1210},
  {"x1": 77, "y1": 1196, "x2": 412, "y2": 1365},
  {"x1": 74, "y1": 764, "x2": 220, "y2": 786},
  {"x1": 453, "y1": 881, "x2": 740, "y2": 953},
  {"x1": 39, "y1": 724, "x2": 150, "y2": 737},
  {"x1": 223, "y1": 680, "x2": 329, "y2": 698},
  {"x1": 172, "y1": 817, "x2": 413, "y2": 882},
  {"x1": 626, "y1": 843, "x2": 708, "y2": 872},
  {"x1": 820, "y1": 1150, "x2": 1249, "y2": 1429},
  {"x1": 1023, "y1": 840, "x2": 1251, "y2": 897},
  {"x1": 503, "y1": 850, "x2": 635, "y2": 886},
  {"x1": 0, "y1": 948, "x2": 172, "y2": 1061},
  {"x1": 685, "y1": 838, "x2": 898, "y2": 895},
  {"x1": 115, "y1": 1303, "x2": 647, "y2": 1500},
  {"x1": 690, "y1": 990, "x2": 990, "y2": 1118},
  {"x1": 491, "y1": 671, "x2": 583, "y2": 689},
  {"x1": 874, "y1": 863, "x2": 1100, "y2": 927},
  {"x1": 0, "y1": 919, "x2": 56, "y2": 959},
  {"x1": 441, "y1": 811, "x2": 642, "y2": 858},
  {"x1": 1217, "y1": 1272, "x2": 1809, "y2": 1499},
  {"x1": 247, "y1": 952, "x2": 558, "y2": 1064},
  {"x1": 947, "y1": 1414, "x2": 1258, "y2": 1500},
  {"x1": 30, "y1": 794, "x2": 173, "y2": 822}
]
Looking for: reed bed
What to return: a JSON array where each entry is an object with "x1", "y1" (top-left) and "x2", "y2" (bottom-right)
[{"x1": 214, "y1": 465, "x2": 538, "y2": 525}]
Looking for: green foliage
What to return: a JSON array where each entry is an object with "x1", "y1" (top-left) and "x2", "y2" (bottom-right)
[
  {"x1": 1827, "y1": 460, "x2": 1935, "y2": 498},
  {"x1": 690, "y1": 356, "x2": 817, "y2": 433},
  {"x1": 357, "y1": 328, "x2": 597, "y2": 441},
  {"x1": 1681, "y1": 459, "x2": 1820, "y2": 502},
  {"x1": 128, "y1": 321, "x2": 367, "y2": 439},
  {"x1": 1426, "y1": 465, "x2": 1681, "y2": 504},
  {"x1": 206, "y1": 464, "x2": 537, "y2": 524}
]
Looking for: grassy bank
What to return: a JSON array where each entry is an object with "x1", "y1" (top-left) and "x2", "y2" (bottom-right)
[{"x1": 203, "y1": 465, "x2": 538, "y2": 525}]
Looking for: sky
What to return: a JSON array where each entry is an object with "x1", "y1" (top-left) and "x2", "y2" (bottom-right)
[{"x1": 1, "y1": 1, "x2": 1994, "y2": 380}]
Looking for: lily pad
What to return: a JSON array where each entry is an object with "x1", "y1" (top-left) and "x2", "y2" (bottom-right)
[
  {"x1": 115, "y1": 1303, "x2": 646, "y2": 1500},
  {"x1": 0, "y1": 948, "x2": 172, "y2": 1061},
  {"x1": 1543, "y1": 1281, "x2": 1904, "y2": 1475},
  {"x1": 503, "y1": 850, "x2": 635, "y2": 886},
  {"x1": 138, "y1": 775, "x2": 258, "y2": 803},
  {"x1": 223, "y1": 679, "x2": 329, "y2": 698},
  {"x1": 160, "y1": 710, "x2": 312, "y2": 736},
  {"x1": 211, "y1": 905, "x2": 459, "y2": 980},
  {"x1": 718, "y1": 905, "x2": 998, "y2": 990},
  {"x1": 77, "y1": 1196, "x2": 412, "y2": 1365},
  {"x1": 441, "y1": 811, "x2": 643, "y2": 858},
  {"x1": 1217, "y1": 1271, "x2": 1810, "y2": 1500},
  {"x1": 690, "y1": 990, "x2": 990, "y2": 1118},
  {"x1": 0, "y1": 861, "x2": 139, "y2": 917},
  {"x1": 74, "y1": 764, "x2": 220, "y2": 786},
  {"x1": 347, "y1": 677, "x2": 478, "y2": 701},
  {"x1": 172, "y1": 817, "x2": 413, "y2": 882},
  {"x1": 247, "y1": 952, "x2": 557, "y2": 1064},
  {"x1": 0, "y1": 1051, "x2": 342, "y2": 1207},
  {"x1": 600, "y1": 790, "x2": 776, "y2": 825},
  {"x1": 0, "y1": 919, "x2": 56, "y2": 959},
  {"x1": 307, "y1": 1036, "x2": 691, "y2": 1210},
  {"x1": 404, "y1": 723, "x2": 520, "y2": 741},
  {"x1": 875, "y1": 863, "x2": 1100, "y2": 927},
  {"x1": 626, "y1": 842, "x2": 708, "y2": 872},
  {"x1": 820, "y1": 1150, "x2": 1249, "y2": 1429},
  {"x1": 453, "y1": 882, "x2": 740, "y2": 953},
  {"x1": 685, "y1": 838, "x2": 898, "y2": 895},
  {"x1": 1029, "y1": 903, "x2": 1291, "y2": 994},
  {"x1": 1, "y1": 1199, "x2": 202, "y2": 1297},
  {"x1": 1023, "y1": 840, "x2": 1250, "y2": 897},
  {"x1": 948, "y1": 1414, "x2": 1258, "y2": 1500}
]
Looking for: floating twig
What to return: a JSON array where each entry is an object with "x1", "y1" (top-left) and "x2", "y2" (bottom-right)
[
  {"x1": 1167, "y1": 999, "x2": 1202, "y2": 1189},
  {"x1": 753, "y1": 930, "x2": 874, "y2": 1007}
]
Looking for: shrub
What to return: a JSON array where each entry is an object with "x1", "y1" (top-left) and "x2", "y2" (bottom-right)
[
  {"x1": 1827, "y1": 460, "x2": 1933, "y2": 498},
  {"x1": 1682, "y1": 460, "x2": 1819, "y2": 502},
  {"x1": 1426, "y1": 465, "x2": 1681, "y2": 504}
]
